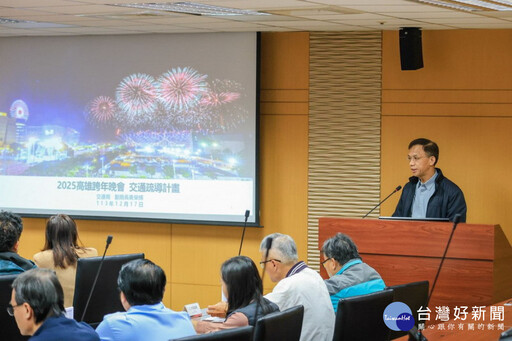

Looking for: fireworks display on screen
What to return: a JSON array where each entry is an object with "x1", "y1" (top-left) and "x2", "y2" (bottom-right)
[
  {"x1": 85, "y1": 66, "x2": 245, "y2": 136},
  {"x1": 85, "y1": 96, "x2": 117, "y2": 126},
  {"x1": 157, "y1": 67, "x2": 208, "y2": 111},
  {"x1": 116, "y1": 73, "x2": 158, "y2": 116}
]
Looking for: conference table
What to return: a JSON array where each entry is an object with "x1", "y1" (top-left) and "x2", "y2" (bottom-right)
[{"x1": 397, "y1": 299, "x2": 512, "y2": 340}]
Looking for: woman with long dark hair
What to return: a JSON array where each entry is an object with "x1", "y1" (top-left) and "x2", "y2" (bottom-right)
[
  {"x1": 33, "y1": 214, "x2": 97, "y2": 307},
  {"x1": 194, "y1": 255, "x2": 279, "y2": 333}
]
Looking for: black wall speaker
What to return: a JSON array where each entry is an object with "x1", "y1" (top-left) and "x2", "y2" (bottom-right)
[{"x1": 399, "y1": 27, "x2": 424, "y2": 70}]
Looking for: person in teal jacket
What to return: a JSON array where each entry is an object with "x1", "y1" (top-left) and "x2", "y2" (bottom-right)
[
  {"x1": 0, "y1": 211, "x2": 36, "y2": 275},
  {"x1": 321, "y1": 233, "x2": 385, "y2": 313}
]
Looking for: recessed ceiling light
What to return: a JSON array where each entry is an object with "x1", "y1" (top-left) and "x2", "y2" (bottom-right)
[{"x1": 111, "y1": 2, "x2": 270, "y2": 16}]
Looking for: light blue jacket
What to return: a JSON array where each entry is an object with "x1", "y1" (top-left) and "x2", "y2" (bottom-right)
[{"x1": 324, "y1": 259, "x2": 386, "y2": 313}]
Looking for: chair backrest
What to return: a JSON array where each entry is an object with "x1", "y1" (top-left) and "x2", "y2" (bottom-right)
[
  {"x1": 170, "y1": 326, "x2": 253, "y2": 341},
  {"x1": 73, "y1": 253, "x2": 144, "y2": 326},
  {"x1": 253, "y1": 305, "x2": 304, "y2": 341},
  {"x1": 333, "y1": 289, "x2": 394, "y2": 341},
  {"x1": 387, "y1": 280, "x2": 429, "y2": 340},
  {"x1": 0, "y1": 274, "x2": 30, "y2": 341}
]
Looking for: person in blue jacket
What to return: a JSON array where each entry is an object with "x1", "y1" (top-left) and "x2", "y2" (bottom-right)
[
  {"x1": 322, "y1": 233, "x2": 385, "y2": 313},
  {"x1": 9, "y1": 268, "x2": 99, "y2": 340},
  {"x1": 392, "y1": 138, "x2": 467, "y2": 222}
]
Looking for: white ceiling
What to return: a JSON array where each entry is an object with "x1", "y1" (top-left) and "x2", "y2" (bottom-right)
[{"x1": 1, "y1": 0, "x2": 512, "y2": 36}]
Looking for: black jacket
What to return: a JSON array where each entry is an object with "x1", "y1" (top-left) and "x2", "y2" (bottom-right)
[
  {"x1": 228, "y1": 298, "x2": 279, "y2": 326},
  {"x1": 392, "y1": 168, "x2": 467, "y2": 222}
]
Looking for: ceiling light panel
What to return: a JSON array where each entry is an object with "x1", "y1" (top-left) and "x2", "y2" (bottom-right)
[
  {"x1": 451, "y1": 0, "x2": 512, "y2": 10},
  {"x1": 409, "y1": 0, "x2": 477, "y2": 11},
  {"x1": 409, "y1": 0, "x2": 512, "y2": 11},
  {"x1": 112, "y1": 2, "x2": 270, "y2": 16}
]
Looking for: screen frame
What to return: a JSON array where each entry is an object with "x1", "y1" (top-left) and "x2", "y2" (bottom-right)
[{"x1": 2, "y1": 32, "x2": 262, "y2": 228}]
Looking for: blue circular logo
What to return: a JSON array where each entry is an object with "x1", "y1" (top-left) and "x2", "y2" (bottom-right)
[{"x1": 383, "y1": 302, "x2": 415, "y2": 331}]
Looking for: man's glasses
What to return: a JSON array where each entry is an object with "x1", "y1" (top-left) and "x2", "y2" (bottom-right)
[
  {"x1": 259, "y1": 259, "x2": 281, "y2": 268},
  {"x1": 321, "y1": 257, "x2": 332, "y2": 266},
  {"x1": 6, "y1": 303, "x2": 22, "y2": 316}
]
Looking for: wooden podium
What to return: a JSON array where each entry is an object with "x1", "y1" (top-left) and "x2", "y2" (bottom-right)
[{"x1": 318, "y1": 217, "x2": 512, "y2": 309}]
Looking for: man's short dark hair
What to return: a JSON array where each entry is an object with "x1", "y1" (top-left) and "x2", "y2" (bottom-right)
[
  {"x1": 0, "y1": 211, "x2": 23, "y2": 252},
  {"x1": 117, "y1": 259, "x2": 166, "y2": 306},
  {"x1": 409, "y1": 138, "x2": 439, "y2": 165},
  {"x1": 321, "y1": 233, "x2": 360, "y2": 266},
  {"x1": 12, "y1": 268, "x2": 65, "y2": 324}
]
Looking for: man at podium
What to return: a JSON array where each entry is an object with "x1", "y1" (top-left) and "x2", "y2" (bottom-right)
[{"x1": 393, "y1": 138, "x2": 467, "y2": 222}]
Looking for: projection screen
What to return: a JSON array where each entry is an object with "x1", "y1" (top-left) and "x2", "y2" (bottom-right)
[{"x1": 0, "y1": 32, "x2": 259, "y2": 225}]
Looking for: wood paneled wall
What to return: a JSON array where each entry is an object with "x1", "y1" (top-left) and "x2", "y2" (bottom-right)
[
  {"x1": 308, "y1": 32, "x2": 382, "y2": 270},
  {"x1": 16, "y1": 32, "x2": 310, "y2": 311},
  {"x1": 381, "y1": 30, "x2": 512, "y2": 243}
]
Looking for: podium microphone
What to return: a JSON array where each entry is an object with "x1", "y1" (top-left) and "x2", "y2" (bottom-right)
[
  {"x1": 238, "y1": 210, "x2": 250, "y2": 256},
  {"x1": 409, "y1": 214, "x2": 462, "y2": 341},
  {"x1": 362, "y1": 185, "x2": 401, "y2": 218},
  {"x1": 80, "y1": 235, "x2": 113, "y2": 322}
]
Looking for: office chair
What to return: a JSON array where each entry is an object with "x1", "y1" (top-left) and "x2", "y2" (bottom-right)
[
  {"x1": 253, "y1": 305, "x2": 304, "y2": 341},
  {"x1": 73, "y1": 253, "x2": 144, "y2": 327},
  {"x1": 170, "y1": 326, "x2": 253, "y2": 340},
  {"x1": 0, "y1": 274, "x2": 30, "y2": 341},
  {"x1": 387, "y1": 280, "x2": 429, "y2": 339},
  {"x1": 333, "y1": 289, "x2": 394, "y2": 341}
]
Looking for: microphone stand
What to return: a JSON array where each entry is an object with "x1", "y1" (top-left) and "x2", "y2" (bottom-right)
[
  {"x1": 252, "y1": 237, "x2": 273, "y2": 337},
  {"x1": 238, "y1": 210, "x2": 250, "y2": 256},
  {"x1": 362, "y1": 185, "x2": 401, "y2": 218},
  {"x1": 427, "y1": 214, "x2": 461, "y2": 305},
  {"x1": 80, "y1": 235, "x2": 113, "y2": 322},
  {"x1": 409, "y1": 214, "x2": 461, "y2": 341}
]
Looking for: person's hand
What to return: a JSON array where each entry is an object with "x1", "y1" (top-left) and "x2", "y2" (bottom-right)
[
  {"x1": 191, "y1": 319, "x2": 200, "y2": 333},
  {"x1": 207, "y1": 301, "x2": 228, "y2": 317}
]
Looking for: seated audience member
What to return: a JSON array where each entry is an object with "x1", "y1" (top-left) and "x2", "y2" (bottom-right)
[
  {"x1": 33, "y1": 214, "x2": 98, "y2": 307},
  {"x1": 260, "y1": 233, "x2": 334, "y2": 341},
  {"x1": 195, "y1": 256, "x2": 279, "y2": 333},
  {"x1": 0, "y1": 211, "x2": 36, "y2": 275},
  {"x1": 209, "y1": 234, "x2": 335, "y2": 341},
  {"x1": 96, "y1": 259, "x2": 196, "y2": 341},
  {"x1": 9, "y1": 268, "x2": 99, "y2": 341},
  {"x1": 322, "y1": 233, "x2": 385, "y2": 313}
]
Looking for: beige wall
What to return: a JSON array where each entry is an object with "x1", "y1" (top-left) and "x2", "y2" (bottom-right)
[
  {"x1": 16, "y1": 32, "x2": 310, "y2": 311},
  {"x1": 381, "y1": 29, "x2": 512, "y2": 243}
]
